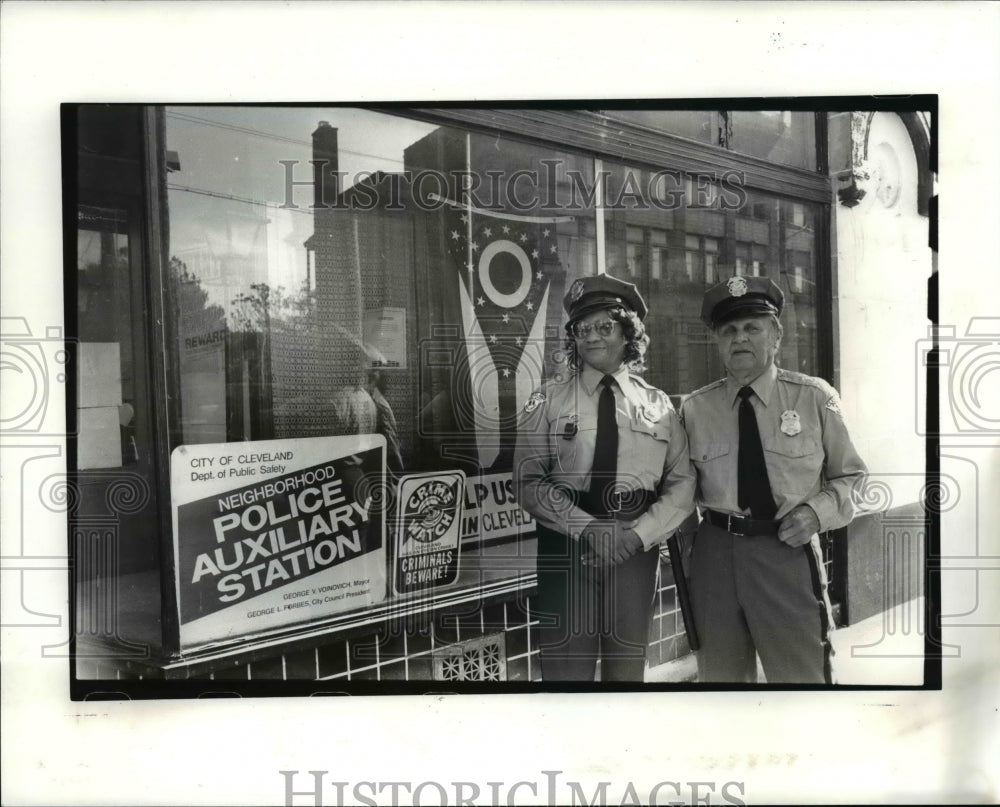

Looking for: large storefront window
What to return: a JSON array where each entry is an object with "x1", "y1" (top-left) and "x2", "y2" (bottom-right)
[
  {"x1": 71, "y1": 105, "x2": 834, "y2": 681},
  {"x1": 162, "y1": 107, "x2": 597, "y2": 650}
]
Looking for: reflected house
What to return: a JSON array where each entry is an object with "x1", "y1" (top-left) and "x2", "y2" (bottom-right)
[{"x1": 299, "y1": 122, "x2": 418, "y2": 448}]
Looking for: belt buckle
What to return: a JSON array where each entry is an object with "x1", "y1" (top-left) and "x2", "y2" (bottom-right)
[
  {"x1": 727, "y1": 513, "x2": 745, "y2": 537},
  {"x1": 609, "y1": 489, "x2": 624, "y2": 514}
]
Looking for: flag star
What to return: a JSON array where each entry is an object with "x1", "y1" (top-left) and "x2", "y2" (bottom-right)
[
  {"x1": 531, "y1": 249, "x2": 539, "y2": 259},
  {"x1": 460, "y1": 214, "x2": 468, "y2": 223},
  {"x1": 489, "y1": 334, "x2": 498, "y2": 344},
  {"x1": 519, "y1": 233, "x2": 528, "y2": 243},
  {"x1": 549, "y1": 245, "x2": 557, "y2": 253},
  {"x1": 483, "y1": 227, "x2": 492, "y2": 237},
  {"x1": 536, "y1": 271, "x2": 544, "y2": 280},
  {"x1": 502, "y1": 367, "x2": 511, "y2": 378},
  {"x1": 477, "y1": 296, "x2": 485, "y2": 307},
  {"x1": 450, "y1": 230, "x2": 460, "y2": 241},
  {"x1": 471, "y1": 241, "x2": 479, "y2": 252},
  {"x1": 502, "y1": 224, "x2": 510, "y2": 234},
  {"x1": 526, "y1": 301, "x2": 534, "y2": 311},
  {"x1": 543, "y1": 228, "x2": 550, "y2": 237},
  {"x1": 502, "y1": 313, "x2": 510, "y2": 323},
  {"x1": 467, "y1": 262, "x2": 475, "y2": 272},
  {"x1": 515, "y1": 337, "x2": 523, "y2": 346}
]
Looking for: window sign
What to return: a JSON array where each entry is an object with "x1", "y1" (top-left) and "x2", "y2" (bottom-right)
[
  {"x1": 170, "y1": 435, "x2": 387, "y2": 649},
  {"x1": 392, "y1": 471, "x2": 465, "y2": 595},
  {"x1": 363, "y1": 307, "x2": 407, "y2": 369}
]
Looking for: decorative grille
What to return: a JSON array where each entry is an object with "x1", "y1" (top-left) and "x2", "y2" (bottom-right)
[{"x1": 433, "y1": 634, "x2": 507, "y2": 681}]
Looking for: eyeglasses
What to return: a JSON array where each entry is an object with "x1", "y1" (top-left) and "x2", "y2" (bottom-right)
[{"x1": 571, "y1": 320, "x2": 618, "y2": 339}]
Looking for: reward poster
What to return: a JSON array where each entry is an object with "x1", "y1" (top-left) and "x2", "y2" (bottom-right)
[{"x1": 171, "y1": 435, "x2": 387, "y2": 649}]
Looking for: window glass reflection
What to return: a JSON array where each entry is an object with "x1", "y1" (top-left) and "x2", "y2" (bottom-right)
[
  {"x1": 730, "y1": 110, "x2": 817, "y2": 170},
  {"x1": 603, "y1": 162, "x2": 819, "y2": 397},
  {"x1": 164, "y1": 108, "x2": 597, "y2": 481},
  {"x1": 600, "y1": 109, "x2": 718, "y2": 144}
]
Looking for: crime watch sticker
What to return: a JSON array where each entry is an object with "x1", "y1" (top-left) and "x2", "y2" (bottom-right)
[{"x1": 393, "y1": 471, "x2": 465, "y2": 595}]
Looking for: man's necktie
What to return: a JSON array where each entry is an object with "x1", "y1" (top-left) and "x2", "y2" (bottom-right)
[
  {"x1": 588, "y1": 374, "x2": 618, "y2": 515},
  {"x1": 737, "y1": 385, "x2": 777, "y2": 519}
]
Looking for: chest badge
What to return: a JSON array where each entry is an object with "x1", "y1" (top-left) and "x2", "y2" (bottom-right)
[
  {"x1": 639, "y1": 401, "x2": 665, "y2": 424},
  {"x1": 780, "y1": 409, "x2": 802, "y2": 436}
]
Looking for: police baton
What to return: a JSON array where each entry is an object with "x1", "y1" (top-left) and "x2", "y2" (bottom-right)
[{"x1": 666, "y1": 532, "x2": 699, "y2": 651}]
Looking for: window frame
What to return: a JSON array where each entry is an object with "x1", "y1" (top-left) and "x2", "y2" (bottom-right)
[{"x1": 136, "y1": 104, "x2": 837, "y2": 665}]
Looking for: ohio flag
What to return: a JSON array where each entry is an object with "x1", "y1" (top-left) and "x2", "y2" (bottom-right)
[{"x1": 444, "y1": 205, "x2": 563, "y2": 469}]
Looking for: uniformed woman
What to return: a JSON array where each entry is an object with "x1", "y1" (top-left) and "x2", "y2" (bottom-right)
[{"x1": 513, "y1": 274, "x2": 695, "y2": 681}]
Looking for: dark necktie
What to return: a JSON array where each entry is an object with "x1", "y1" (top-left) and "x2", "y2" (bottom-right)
[
  {"x1": 588, "y1": 374, "x2": 618, "y2": 515},
  {"x1": 737, "y1": 386, "x2": 777, "y2": 519}
]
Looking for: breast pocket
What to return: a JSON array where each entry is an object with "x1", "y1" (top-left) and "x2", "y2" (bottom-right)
[
  {"x1": 691, "y1": 440, "x2": 731, "y2": 465},
  {"x1": 764, "y1": 431, "x2": 823, "y2": 495},
  {"x1": 625, "y1": 418, "x2": 671, "y2": 488},
  {"x1": 553, "y1": 413, "x2": 595, "y2": 478}
]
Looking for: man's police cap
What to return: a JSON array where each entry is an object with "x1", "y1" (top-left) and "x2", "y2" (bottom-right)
[{"x1": 701, "y1": 275, "x2": 784, "y2": 328}]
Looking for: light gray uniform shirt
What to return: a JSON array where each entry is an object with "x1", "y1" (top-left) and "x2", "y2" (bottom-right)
[{"x1": 514, "y1": 363, "x2": 695, "y2": 550}]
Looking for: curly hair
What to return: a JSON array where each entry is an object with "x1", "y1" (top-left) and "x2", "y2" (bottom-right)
[{"x1": 564, "y1": 306, "x2": 649, "y2": 374}]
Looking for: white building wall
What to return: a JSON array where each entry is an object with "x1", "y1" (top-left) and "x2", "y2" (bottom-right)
[{"x1": 835, "y1": 112, "x2": 932, "y2": 511}]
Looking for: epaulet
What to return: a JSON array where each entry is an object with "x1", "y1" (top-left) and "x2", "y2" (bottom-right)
[
  {"x1": 778, "y1": 370, "x2": 844, "y2": 417},
  {"x1": 628, "y1": 373, "x2": 662, "y2": 392},
  {"x1": 628, "y1": 373, "x2": 674, "y2": 412},
  {"x1": 686, "y1": 378, "x2": 726, "y2": 399},
  {"x1": 777, "y1": 369, "x2": 836, "y2": 395},
  {"x1": 541, "y1": 374, "x2": 573, "y2": 391}
]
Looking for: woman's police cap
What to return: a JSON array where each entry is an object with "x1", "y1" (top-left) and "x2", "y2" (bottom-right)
[
  {"x1": 564, "y1": 274, "x2": 648, "y2": 324},
  {"x1": 701, "y1": 275, "x2": 784, "y2": 327}
]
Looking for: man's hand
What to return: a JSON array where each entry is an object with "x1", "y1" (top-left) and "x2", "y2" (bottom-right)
[
  {"x1": 778, "y1": 505, "x2": 820, "y2": 547},
  {"x1": 615, "y1": 527, "x2": 645, "y2": 563},
  {"x1": 580, "y1": 520, "x2": 644, "y2": 566}
]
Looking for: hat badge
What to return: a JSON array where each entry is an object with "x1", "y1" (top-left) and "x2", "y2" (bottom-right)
[
  {"x1": 727, "y1": 276, "x2": 748, "y2": 297},
  {"x1": 569, "y1": 279, "x2": 585, "y2": 302}
]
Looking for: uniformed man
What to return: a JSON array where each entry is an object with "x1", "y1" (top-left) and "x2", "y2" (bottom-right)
[
  {"x1": 680, "y1": 275, "x2": 868, "y2": 684},
  {"x1": 514, "y1": 274, "x2": 695, "y2": 681}
]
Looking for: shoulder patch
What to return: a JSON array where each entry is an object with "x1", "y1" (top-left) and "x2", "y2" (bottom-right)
[
  {"x1": 825, "y1": 394, "x2": 843, "y2": 417},
  {"x1": 522, "y1": 390, "x2": 546, "y2": 414}
]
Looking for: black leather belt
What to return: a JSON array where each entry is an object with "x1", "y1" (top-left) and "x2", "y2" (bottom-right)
[
  {"x1": 563, "y1": 488, "x2": 656, "y2": 521},
  {"x1": 703, "y1": 509, "x2": 780, "y2": 537}
]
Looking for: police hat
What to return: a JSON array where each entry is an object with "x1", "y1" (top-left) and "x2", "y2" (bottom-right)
[
  {"x1": 701, "y1": 275, "x2": 784, "y2": 328},
  {"x1": 564, "y1": 274, "x2": 648, "y2": 325}
]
